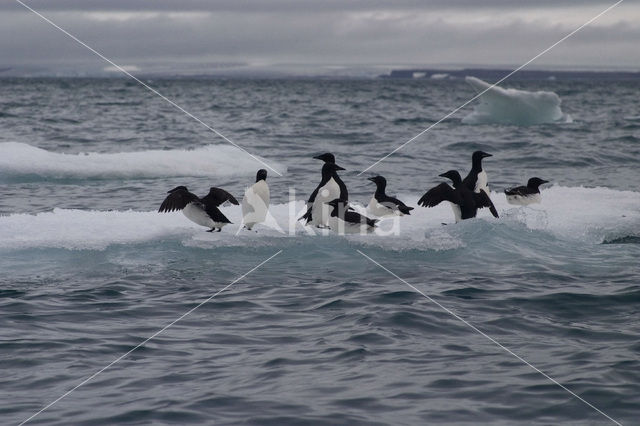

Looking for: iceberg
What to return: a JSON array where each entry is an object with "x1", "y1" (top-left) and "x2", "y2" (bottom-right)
[{"x1": 462, "y1": 76, "x2": 567, "y2": 125}]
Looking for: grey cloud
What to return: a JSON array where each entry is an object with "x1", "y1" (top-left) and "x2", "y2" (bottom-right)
[
  {"x1": 2, "y1": 0, "x2": 623, "y2": 13},
  {"x1": 0, "y1": 2, "x2": 638, "y2": 72}
]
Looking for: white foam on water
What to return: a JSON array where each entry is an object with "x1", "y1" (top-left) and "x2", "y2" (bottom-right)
[
  {"x1": 0, "y1": 187, "x2": 638, "y2": 251},
  {"x1": 0, "y1": 142, "x2": 286, "y2": 179},
  {"x1": 462, "y1": 76, "x2": 568, "y2": 125}
]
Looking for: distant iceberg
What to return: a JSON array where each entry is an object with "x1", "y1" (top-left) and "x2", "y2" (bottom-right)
[{"x1": 462, "y1": 76, "x2": 567, "y2": 125}]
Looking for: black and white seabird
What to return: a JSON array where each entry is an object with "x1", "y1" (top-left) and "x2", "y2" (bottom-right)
[
  {"x1": 366, "y1": 175, "x2": 413, "y2": 217},
  {"x1": 158, "y1": 186, "x2": 239, "y2": 232},
  {"x1": 326, "y1": 199, "x2": 377, "y2": 233},
  {"x1": 301, "y1": 153, "x2": 348, "y2": 227},
  {"x1": 242, "y1": 169, "x2": 270, "y2": 230},
  {"x1": 418, "y1": 170, "x2": 499, "y2": 222},
  {"x1": 504, "y1": 177, "x2": 549, "y2": 206},
  {"x1": 463, "y1": 150, "x2": 492, "y2": 194}
]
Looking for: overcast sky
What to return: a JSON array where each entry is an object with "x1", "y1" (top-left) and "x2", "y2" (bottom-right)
[{"x1": 1, "y1": 0, "x2": 638, "y2": 74}]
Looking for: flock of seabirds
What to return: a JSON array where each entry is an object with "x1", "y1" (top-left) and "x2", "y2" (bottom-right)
[{"x1": 159, "y1": 151, "x2": 549, "y2": 233}]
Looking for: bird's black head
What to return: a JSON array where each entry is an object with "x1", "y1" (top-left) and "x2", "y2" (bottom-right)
[
  {"x1": 527, "y1": 177, "x2": 549, "y2": 188},
  {"x1": 168, "y1": 185, "x2": 188, "y2": 193},
  {"x1": 313, "y1": 153, "x2": 335, "y2": 163},
  {"x1": 439, "y1": 170, "x2": 462, "y2": 186},
  {"x1": 256, "y1": 169, "x2": 268, "y2": 182},
  {"x1": 473, "y1": 150, "x2": 492, "y2": 161},
  {"x1": 367, "y1": 175, "x2": 387, "y2": 185}
]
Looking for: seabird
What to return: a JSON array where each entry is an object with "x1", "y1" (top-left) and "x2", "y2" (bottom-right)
[
  {"x1": 326, "y1": 199, "x2": 377, "y2": 233},
  {"x1": 242, "y1": 169, "x2": 270, "y2": 230},
  {"x1": 504, "y1": 177, "x2": 549, "y2": 206},
  {"x1": 463, "y1": 150, "x2": 492, "y2": 194},
  {"x1": 158, "y1": 186, "x2": 239, "y2": 232},
  {"x1": 418, "y1": 170, "x2": 499, "y2": 222},
  {"x1": 366, "y1": 175, "x2": 413, "y2": 217},
  {"x1": 300, "y1": 153, "x2": 348, "y2": 227}
]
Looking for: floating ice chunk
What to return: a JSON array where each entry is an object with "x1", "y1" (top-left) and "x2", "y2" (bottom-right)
[
  {"x1": 1, "y1": 187, "x2": 638, "y2": 251},
  {"x1": 0, "y1": 142, "x2": 285, "y2": 180},
  {"x1": 462, "y1": 76, "x2": 567, "y2": 125}
]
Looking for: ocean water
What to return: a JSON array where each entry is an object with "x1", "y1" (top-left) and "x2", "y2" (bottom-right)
[{"x1": 1, "y1": 77, "x2": 639, "y2": 425}]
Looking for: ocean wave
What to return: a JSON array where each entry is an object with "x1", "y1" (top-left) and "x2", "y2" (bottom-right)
[
  {"x1": 0, "y1": 142, "x2": 285, "y2": 180},
  {"x1": 462, "y1": 76, "x2": 568, "y2": 125},
  {"x1": 0, "y1": 186, "x2": 638, "y2": 251}
]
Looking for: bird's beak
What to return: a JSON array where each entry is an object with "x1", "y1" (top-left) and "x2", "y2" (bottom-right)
[
  {"x1": 483, "y1": 152, "x2": 493, "y2": 158},
  {"x1": 335, "y1": 165, "x2": 345, "y2": 171},
  {"x1": 541, "y1": 179, "x2": 549, "y2": 184},
  {"x1": 313, "y1": 155, "x2": 323, "y2": 160},
  {"x1": 438, "y1": 172, "x2": 448, "y2": 178},
  {"x1": 367, "y1": 177, "x2": 375, "y2": 182}
]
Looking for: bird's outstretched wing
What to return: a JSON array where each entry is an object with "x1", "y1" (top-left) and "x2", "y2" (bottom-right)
[
  {"x1": 475, "y1": 190, "x2": 499, "y2": 218},
  {"x1": 158, "y1": 188, "x2": 200, "y2": 212},
  {"x1": 418, "y1": 183, "x2": 461, "y2": 207},
  {"x1": 202, "y1": 187, "x2": 239, "y2": 207}
]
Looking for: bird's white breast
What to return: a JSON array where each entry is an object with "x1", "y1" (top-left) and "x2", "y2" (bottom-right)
[
  {"x1": 311, "y1": 178, "x2": 340, "y2": 226},
  {"x1": 367, "y1": 197, "x2": 397, "y2": 217},
  {"x1": 183, "y1": 202, "x2": 215, "y2": 228},
  {"x1": 448, "y1": 201, "x2": 462, "y2": 223},
  {"x1": 242, "y1": 180, "x2": 270, "y2": 228},
  {"x1": 476, "y1": 170, "x2": 489, "y2": 194}
]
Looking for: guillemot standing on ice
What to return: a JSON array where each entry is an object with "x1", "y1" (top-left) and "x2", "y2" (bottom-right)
[
  {"x1": 504, "y1": 177, "x2": 549, "y2": 206},
  {"x1": 301, "y1": 153, "x2": 348, "y2": 227},
  {"x1": 463, "y1": 150, "x2": 492, "y2": 194},
  {"x1": 366, "y1": 175, "x2": 413, "y2": 217},
  {"x1": 159, "y1": 186, "x2": 239, "y2": 232},
  {"x1": 327, "y1": 199, "x2": 377, "y2": 233},
  {"x1": 241, "y1": 169, "x2": 270, "y2": 230},
  {"x1": 418, "y1": 170, "x2": 499, "y2": 222}
]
